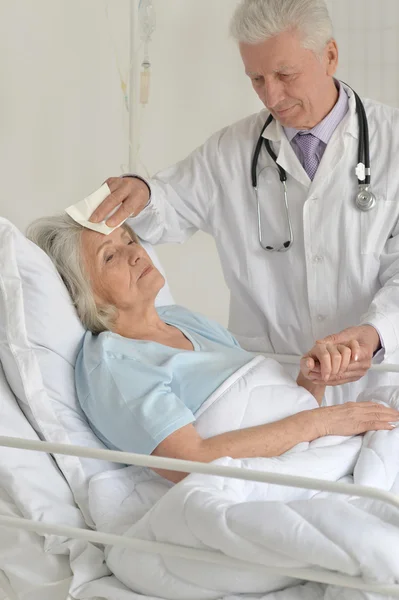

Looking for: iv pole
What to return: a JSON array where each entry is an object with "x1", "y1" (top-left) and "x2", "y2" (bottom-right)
[{"x1": 128, "y1": 0, "x2": 139, "y2": 173}]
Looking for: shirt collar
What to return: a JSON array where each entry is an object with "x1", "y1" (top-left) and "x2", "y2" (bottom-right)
[{"x1": 284, "y1": 80, "x2": 349, "y2": 144}]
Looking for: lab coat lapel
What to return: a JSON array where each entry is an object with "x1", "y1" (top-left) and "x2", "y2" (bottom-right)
[
  {"x1": 262, "y1": 117, "x2": 311, "y2": 189},
  {"x1": 262, "y1": 88, "x2": 359, "y2": 192},
  {"x1": 312, "y1": 92, "x2": 358, "y2": 188}
]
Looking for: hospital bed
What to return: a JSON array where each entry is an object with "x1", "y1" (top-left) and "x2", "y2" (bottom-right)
[{"x1": 0, "y1": 215, "x2": 399, "y2": 600}]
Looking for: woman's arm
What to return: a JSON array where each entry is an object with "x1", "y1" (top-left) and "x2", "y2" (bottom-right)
[
  {"x1": 296, "y1": 372, "x2": 326, "y2": 405},
  {"x1": 152, "y1": 414, "x2": 316, "y2": 483},
  {"x1": 152, "y1": 402, "x2": 399, "y2": 483}
]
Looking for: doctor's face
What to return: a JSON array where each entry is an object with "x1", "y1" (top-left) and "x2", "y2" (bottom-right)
[{"x1": 239, "y1": 29, "x2": 339, "y2": 129}]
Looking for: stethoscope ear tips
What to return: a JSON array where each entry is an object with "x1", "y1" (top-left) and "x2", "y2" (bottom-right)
[{"x1": 264, "y1": 241, "x2": 292, "y2": 252}]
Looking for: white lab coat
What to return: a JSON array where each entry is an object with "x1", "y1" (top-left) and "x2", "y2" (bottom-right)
[{"x1": 130, "y1": 86, "x2": 399, "y2": 405}]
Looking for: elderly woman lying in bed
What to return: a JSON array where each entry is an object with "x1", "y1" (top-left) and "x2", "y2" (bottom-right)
[{"x1": 28, "y1": 217, "x2": 399, "y2": 483}]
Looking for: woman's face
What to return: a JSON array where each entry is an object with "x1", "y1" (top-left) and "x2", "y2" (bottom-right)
[{"x1": 81, "y1": 226, "x2": 165, "y2": 311}]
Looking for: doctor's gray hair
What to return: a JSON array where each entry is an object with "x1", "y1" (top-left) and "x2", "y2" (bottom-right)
[
  {"x1": 27, "y1": 213, "x2": 138, "y2": 334},
  {"x1": 230, "y1": 0, "x2": 334, "y2": 57}
]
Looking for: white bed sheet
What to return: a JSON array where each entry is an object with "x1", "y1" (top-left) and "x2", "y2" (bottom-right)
[
  {"x1": 0, "y1": 571, "x2": 17, "y2": 600},
  {"x1": 0, "y1": 445, "x2": 155, "y2": 600},
  {"x1": 0, "y1": 486, "x2": 72, "y2": 600},
  {"x1": 88, "y1": 357, "x2": 399, "y2": 600}
]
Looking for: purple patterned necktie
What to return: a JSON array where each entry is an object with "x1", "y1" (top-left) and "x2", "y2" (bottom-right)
[{"x1": 294, "y1": 132, "x2": 320, "y2": 180}]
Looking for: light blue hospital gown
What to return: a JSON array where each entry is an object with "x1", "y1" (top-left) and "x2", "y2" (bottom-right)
[{"x1": 75, "y1": 305, "x2": 256, "y2": 455}]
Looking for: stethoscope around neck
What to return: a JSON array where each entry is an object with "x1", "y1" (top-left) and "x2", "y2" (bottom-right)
[{"x1": 251, "y1": 83, "x2": 377, "y2": 252}]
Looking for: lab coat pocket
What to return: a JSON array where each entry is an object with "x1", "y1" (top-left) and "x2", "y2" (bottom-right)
[{"x1": 360, "y1": 199, "x2": 397, "y2": 256}]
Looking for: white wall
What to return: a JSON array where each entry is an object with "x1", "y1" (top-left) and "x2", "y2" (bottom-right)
[
  {"x1": 0, "y1": 1, "x2": 130, "y2": 228},
  {"x1": 1, "y1": 0, "x2": 399, "y2": 327},
  {"x1": 135, "y1": 0, "x2": 262, "y2": 325},
  {"x1": 0, "y1": 0, "x2": 261, "y2": 327},
  {"x1": 327, "y1": 0, "x2": 399, "y2": 107}
]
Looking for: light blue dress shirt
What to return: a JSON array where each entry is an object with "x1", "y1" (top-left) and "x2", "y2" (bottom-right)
[
  {"x1": 284, "y1": 79, "x2": 349, "y2": 170},
  {"x1": 75, "y1": 305, "x2": 255, "y2": 455}
]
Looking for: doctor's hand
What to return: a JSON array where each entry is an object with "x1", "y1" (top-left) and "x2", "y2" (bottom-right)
[
  {"x1": 300, "y1": 339, "x2": 359, "y2": 386},
  {"x1": 302, "y1": 325, "x2": 381, "y2": 386},
  {"x1": 90, "y1": 176, "x2": 150, "y2": 227}
]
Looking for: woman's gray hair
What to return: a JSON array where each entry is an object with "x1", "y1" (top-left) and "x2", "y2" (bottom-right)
[
  {"x1": 27, "y1": 213, "x2": 138, "y2": 334},
  {"x1": 230, "y1": 0, "x2": 334, "y2": 56}
]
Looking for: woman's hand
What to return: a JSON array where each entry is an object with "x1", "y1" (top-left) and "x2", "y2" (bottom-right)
[
  {"x1": 300, "y1": 340, "x2": 360, "y2": 384},
  {"x1": 305, "y1": 401, "x2": 399, "y2": 439}
]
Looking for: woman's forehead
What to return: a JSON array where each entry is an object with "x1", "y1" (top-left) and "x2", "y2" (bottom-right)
[{"x1": 82, "y1": 226, "x2": 128, "y2": 254}]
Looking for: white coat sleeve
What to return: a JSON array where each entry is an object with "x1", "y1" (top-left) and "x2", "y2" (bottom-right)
[
  {"x1": 361, "y1": 220, "x2": 399, "y2": 358},
  {"x1": 127, "y1": 126, "x2": 230, "y2": 244}
]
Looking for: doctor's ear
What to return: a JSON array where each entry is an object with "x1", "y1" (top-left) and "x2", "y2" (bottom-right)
[{"x1": 325, "y1": 39, "x2": 339, "y2": 76}]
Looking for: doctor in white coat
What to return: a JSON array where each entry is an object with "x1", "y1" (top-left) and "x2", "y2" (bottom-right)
[{"x1": 91, "y1": 0, "x2": 399, "y2": 406}]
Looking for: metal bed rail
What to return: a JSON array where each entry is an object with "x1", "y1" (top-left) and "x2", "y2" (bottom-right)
[
  {"x1": 263, "y1": 353, "x2": 399, "y2": 372},
  {"x1": 0, "y1": 435, "x2": 399, "y2": 597}
]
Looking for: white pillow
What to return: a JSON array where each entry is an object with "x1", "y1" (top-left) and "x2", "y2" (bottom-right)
[
  {"x1": 0, "y1": 217, "x2": 174, "y2": 524},
  {"x1": 0, "y1": 360, "x2": 85, "y2": 537},
  {"x1": 0, "y1": 361, "x2": 84, "y2": 600}
]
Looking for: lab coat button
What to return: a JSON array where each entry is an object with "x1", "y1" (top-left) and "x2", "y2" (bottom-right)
[
  {"x1": 317, "y1": 315, "x2": 326, "y2": 322},
  {"x1": 313, "y1": 255, "x2": 324, "y2": 263}
]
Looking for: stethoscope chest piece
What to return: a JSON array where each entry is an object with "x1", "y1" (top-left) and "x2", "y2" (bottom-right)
[{"x1": 356, "y1": 184, "x2": 376, "y2": 212}]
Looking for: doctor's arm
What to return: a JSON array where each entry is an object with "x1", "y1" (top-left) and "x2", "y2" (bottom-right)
[
  {"x1": 360, "y1": 226, "x2": 399, "y2": 356},
  {"x1": 90, "y1": 128, "x2": 230, "y2": 244},
  {"x1": 303, "y1": 224, "x2": 399, "y2": 386}
]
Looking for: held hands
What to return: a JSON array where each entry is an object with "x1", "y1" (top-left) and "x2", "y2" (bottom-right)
[
  {"x1": 90, "y1": 176, "x2": 150, "y2": 228},
  {"x1": 300, "y1": 325, "x2": 381, "y2": 386}
]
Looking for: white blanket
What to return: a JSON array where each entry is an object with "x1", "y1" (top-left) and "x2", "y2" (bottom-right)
[{"x1": 88, "y1": 356, "x2": 399, "y2": 599}]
